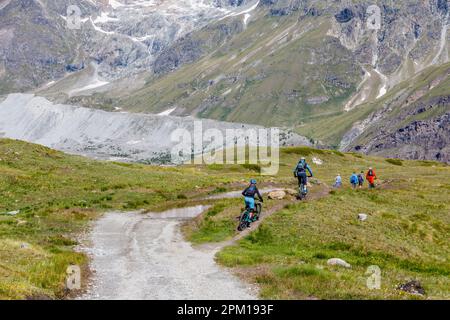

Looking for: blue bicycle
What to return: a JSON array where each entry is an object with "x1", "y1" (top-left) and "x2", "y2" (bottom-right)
[{"x1": 237, "y1": 200, "x2": 262, "y2": 231}]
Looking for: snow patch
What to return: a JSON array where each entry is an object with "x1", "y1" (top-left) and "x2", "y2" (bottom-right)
[
  {"x1": 432, "y1": 13, "x2": 449, "y2": 65},
  {"x1": 374, "y1": 69, "x2": 388, "y2": 99},
  {"x1": 157, "y1": 107, "x2": 177, "y2": 116}
]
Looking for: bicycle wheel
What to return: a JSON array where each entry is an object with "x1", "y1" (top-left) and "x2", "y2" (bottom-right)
[
  {"x1": 297, "y1": 186, "x2": 304, "y2": 200},
  {"x1": 237, "y1": 211, "x2": 249, "y2": 231},
  {"x1": 255, "y1": 204, "x2": 262, "y2": 221}
]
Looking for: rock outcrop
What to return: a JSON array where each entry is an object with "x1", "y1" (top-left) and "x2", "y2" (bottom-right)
[{"x1": 0, "y1": 0, "x2": 251, "y2": 94}]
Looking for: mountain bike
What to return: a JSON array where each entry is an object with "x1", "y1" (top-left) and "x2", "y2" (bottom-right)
[
  {"x1": 237, "y1": 200, "x2": 262, "y2": 231},
  {"x1": 297, "y1": 173, "x2": 313, "y2": 200}
]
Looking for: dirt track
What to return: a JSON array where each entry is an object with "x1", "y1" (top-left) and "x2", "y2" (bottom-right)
[
  {"x1": 79, "y1": 206, "x2": 257, "y2": 300},
  {"x1": 79, "y1": 186, "x2": 330, "y2": 300}
]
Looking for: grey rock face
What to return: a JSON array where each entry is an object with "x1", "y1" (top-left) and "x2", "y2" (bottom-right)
[
  {"x1": 0, "y1": 0, "x2": 253, "y2": 93},
  {"x1": 335, "y1": 8, "x2": 354, "y2": 23},
  {"x1": 153, "y1": 19, "x2": 243, "y2": 74},
  {"x1": 360, "y1": 112, "x2": 450, "y2": 163},
  {"x1": 0, "y1": 0, "x2": 85, "y2": 93},
  {"x1": 437, "y1": 0, "x2": 448, "y2": 14},
  {"x1": 348, "y1": 90, "x2": 450, "y2": 163}
]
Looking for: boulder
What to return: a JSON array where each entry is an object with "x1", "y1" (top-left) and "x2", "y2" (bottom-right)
[
  {"x1": 358, "y1": 214, "x2": 368, "y2": 221},
  {"x1": 327, "y1": 258, "x2": 351, "y2": 268},
  {"x1": 17, "y1": 220, "x2": 27, "y2": 226},
  {"x1": 20, "y1": 243, "x2": 30, "y2": 249},
  {"x1": 5, "y1": 210, "x2": 19, "y2": 216},
  {"x1": 398, "y1": 280, "x2": 425, "y2": 296},
  {"x1": 312, "y1": 157, "x2": 323, "y2": 165},
  {"x1": 268, "y1": 190, "x2": 287, "y2": 200},
  {"x1": 284, "y1": 189, "x2": 298, "y2": 196}
]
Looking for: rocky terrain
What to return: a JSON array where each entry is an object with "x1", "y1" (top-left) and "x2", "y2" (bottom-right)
[
  {"x1": 343, "y1": 64, "x2": 450, "y2": 162},
  {"x1": 0, "y1": 0, "x2": 449, "y2": 162},
  {"x1": 0, "y1": 0, "x2": 251, "y2": 94},
  {"x1": 0, "y1": 93, "x2": 310, "y2": 163}
]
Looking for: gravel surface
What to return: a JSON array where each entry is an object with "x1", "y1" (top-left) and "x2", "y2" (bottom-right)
[{"x1": 79, "y1": 206, "x2": 257, "y2": 300}]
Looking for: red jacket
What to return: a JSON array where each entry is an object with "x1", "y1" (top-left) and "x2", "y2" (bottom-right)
[{"x1": 366, "y1": 169, "x2": 377, "y2": 184}]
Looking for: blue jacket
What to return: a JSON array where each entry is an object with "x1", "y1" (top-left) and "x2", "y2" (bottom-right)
[
  {"x1": 294, "y1": 160, "x2": 313, "y2": 177},
  {"x1": 350, "y1": 174, "x2": 359, "y2": 184}
]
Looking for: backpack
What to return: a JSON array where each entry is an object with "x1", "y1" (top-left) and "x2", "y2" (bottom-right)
[
  {"x1": 296, "y1": 161, "x2": 306, "y2": 173},
  {"x1": 351, "y1": 175, "x2": 358, "y2": 184},
  {"x1": 244, "y1": 185, "x2": 257, "y2": 197}
]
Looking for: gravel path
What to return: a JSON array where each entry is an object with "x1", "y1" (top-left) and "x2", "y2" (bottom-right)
[{"x1": 79, "y1": 206, "x2": 257, "y2": 300}]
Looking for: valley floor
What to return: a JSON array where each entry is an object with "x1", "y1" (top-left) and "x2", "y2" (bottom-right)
[{"x1": 0, "y1": 140, "x2": 449, "y2": 299}]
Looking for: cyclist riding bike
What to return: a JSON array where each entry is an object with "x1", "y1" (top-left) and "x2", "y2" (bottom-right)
[
  {"x1": 242, "y1": 179, "x2": 264, "y2": 224},
  {"x1": 293, "y1": 157, "x2": 314, "y2": 196}
]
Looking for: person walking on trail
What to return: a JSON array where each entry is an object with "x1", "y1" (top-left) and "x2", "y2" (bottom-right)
[
  {"x1": 358, "y1": 171, "x2": 365, "y2": 188},
  {"x1": 293, "y1": 157, "x2": 313, "y2": 193},
  {"x1": 334, "y1": 174, "x2": 342, "y2": 188},
  {"x1": 242, "y1": 179, "x2": 264, "y2": 223},
  {"x1": 366, "y1": 167, "x2": 377, "y2": 189},
  {"x1": 350, "y1": 172, "x2": 359, "y2": 189}
]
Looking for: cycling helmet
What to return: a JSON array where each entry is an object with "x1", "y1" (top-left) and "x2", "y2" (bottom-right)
[{"x1": 250, "y1": 179, "x2": 257, "y2": 184}]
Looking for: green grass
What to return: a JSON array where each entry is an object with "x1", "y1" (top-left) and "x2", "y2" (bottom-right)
[
  {"x1": 184, "y1": 147, "x2": 450, "y2": 300},
  {"x1": 1, "y1": 139, "x2": 449, "y2": 300},
  {"x1": 0, "y1": 138, "x2": 260, "y2": 299},
  {"x1": 385, "y1": 159, "x2": 403, "y2": 166}
]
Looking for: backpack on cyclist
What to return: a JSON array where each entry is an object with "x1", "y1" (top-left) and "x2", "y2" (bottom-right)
[
  {"x1": 243, "y1": 185, "x2": 257, "y2": 197},
  {"x1": 294, "y1": 161, "x2": 306, "y2": 177}
]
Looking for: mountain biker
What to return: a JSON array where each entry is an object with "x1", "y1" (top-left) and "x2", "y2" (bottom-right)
[
  {"x1": 358, "y1": 171, "x2": 365, "y2": 188},
  {"x1": 242, "y1": 179, "x2": 264, "y2": 224},
  {"x1": 350, "y1": 172, "x2": 359, "y2": 189},
  {"x1": 293, "y1": 157, "x2": 313, "y2": 193},
  {"x1": 366, "y1": 167, "x2": 377, "y2": 189}
]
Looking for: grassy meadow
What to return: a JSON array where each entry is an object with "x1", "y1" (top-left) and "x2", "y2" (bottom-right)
[{"x1": 0, "y1": 139, "x2": 448, "y2": 299}]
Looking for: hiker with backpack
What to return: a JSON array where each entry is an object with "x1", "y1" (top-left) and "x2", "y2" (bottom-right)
[
  {"x1": 350, "y1": 172, "x2": 359, "y2": 189},
  {"x1": 366, "y1": 167, "x2": 377, "y2": 189},
  {"x1": 358, "y1": 171, "x2": 365, "y2": 188}
]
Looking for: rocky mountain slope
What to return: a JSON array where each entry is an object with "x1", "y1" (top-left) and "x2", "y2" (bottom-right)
[
  {"x1": 1, "y1": 0, "x2": 449, "y2": 162},
  {"x1": 343, "y1": 63, "x2": 450, "y2": 162},
  {"x1": 0, "y1": 0, "x2": 250, "y2": 94}
]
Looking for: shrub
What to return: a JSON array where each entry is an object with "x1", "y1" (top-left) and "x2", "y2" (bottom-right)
[
  {"x1": 241, "y1": 164, "x2": 261, "y2": 172},
  {"x1": 282, "y1": 147, "x2": 324, "y2": 156},
  {"x1": 247, "y1": 225, "x2": 274, "y2": 244},
  {"x1": 386, "y1": 158, "x2": 403, "y2": 166},
  {"x1": 206, "y1": 204, "x2": 226, "y2": 217}
]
